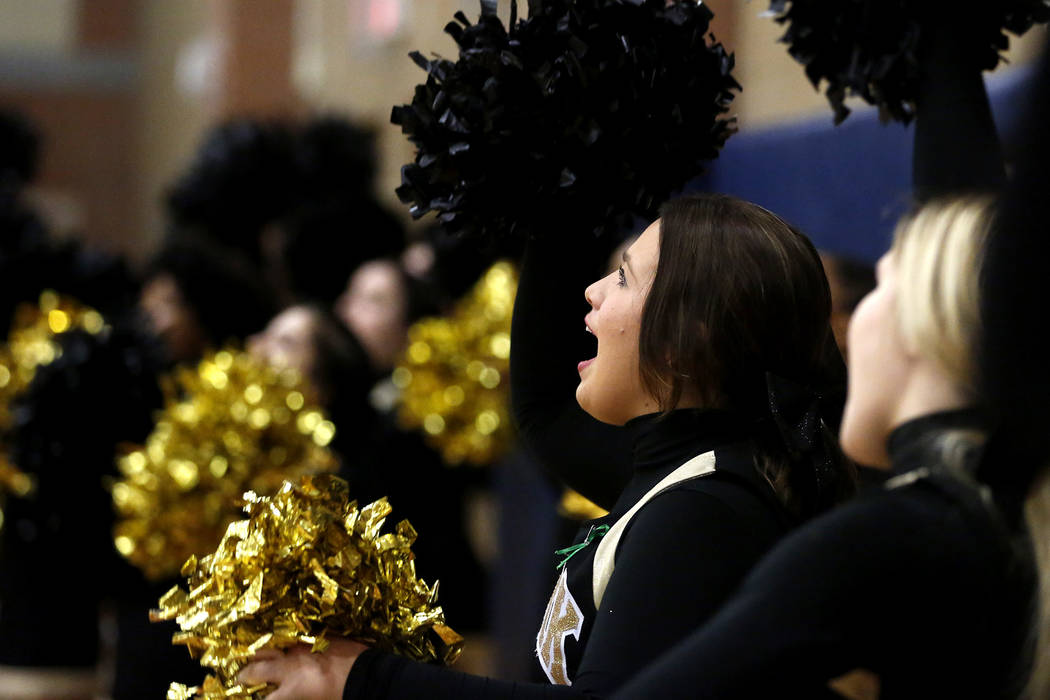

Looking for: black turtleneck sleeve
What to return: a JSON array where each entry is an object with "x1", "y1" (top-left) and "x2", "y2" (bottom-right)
[
  {"x1": 912, "y1": 17, "x2": 1006, "y2": 201},
  {"x1": 509, "y1": 235, "x2": 634, "y2": 510}
]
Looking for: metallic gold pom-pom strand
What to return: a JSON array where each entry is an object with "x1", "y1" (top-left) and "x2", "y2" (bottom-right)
[{"x1": 154, "y1": 474, "x2": 463, "y2": 699}]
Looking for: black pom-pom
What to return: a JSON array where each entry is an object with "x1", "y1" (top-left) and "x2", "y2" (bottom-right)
[
  {"x1": 145, "y1": 234, "x2": 278, "y2": 350},
  {"x1": 392, "y1": 0, "x2": 739, "y2": 241},
  {"x1": 0, "y1": 199, "x2": 139, "y2": 337},
  {"x1": 276, "y1": 115, "x2": 405, "y2": 305},
  {"x1": 296, "y1": 116, "x2": 379, "y2": 203},
  {"x1": 768, "y1": 0, "x2": 1050, "y2": 124},
  {"x1": 165, "y1": 119, "x2": 299, "y2": 260},
  {"x1": 278, "y1": 200, "x2": 406, "y2": 306}
]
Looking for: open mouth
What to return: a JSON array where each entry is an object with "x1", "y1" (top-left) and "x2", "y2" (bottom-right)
[{"x1": 579, "y1": 316, "x2": 596, "y2": 374}]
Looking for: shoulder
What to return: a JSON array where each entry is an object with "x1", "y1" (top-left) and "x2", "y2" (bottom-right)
[
  {"x1": 628, "y1": 485, "x2": 752, "y2": 533},
  {"x1": 746, "y1": 480, "x2": 1008, "y2": 597},
  {"x1": 616, "y1": 476, "x2": 784, "y2": 568},
  {"x1": 824, "y1": 477, "x2": 1001, "y2": 547},
  {"x1": 596, "y1": 473, "x2": 789, "y2": 624},
  {"x1": 636, "y1": 449, "x2": 786, "y2": 536}
]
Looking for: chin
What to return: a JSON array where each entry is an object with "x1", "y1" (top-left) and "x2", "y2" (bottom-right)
[
  {"x1": 840, "y1": 410, "x2": 891, "y2": 469},
  {"x1": 575, "y1": 385, "x2": 625, "y2": 426},
  {"x1": 575, "y1": 382, "x2": 598, "y2": 420}
]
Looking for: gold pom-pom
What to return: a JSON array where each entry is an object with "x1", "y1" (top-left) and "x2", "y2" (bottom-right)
[
  {"x1": 395, "y1": 262, "x2": 517, "y2": 466},
  {"x1": 153, "y1": 473, "x2": 463, "y2": 699},
  {"x1": 0, "y1": 291, "x2": 103, "y2": 529},
  {"x1": 112, "y1": 348, "x2": 339, "y2": 581}
]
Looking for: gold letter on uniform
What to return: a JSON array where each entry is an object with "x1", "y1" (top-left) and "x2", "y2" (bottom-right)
[{"x1": 536, "y1": 569, "x2": 584, "y2": 685}]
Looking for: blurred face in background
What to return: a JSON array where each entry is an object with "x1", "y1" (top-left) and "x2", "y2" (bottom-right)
[
  {"x1": 335, "y1": 259, "x2": 408, "y2": 372},
  {"x1": 248, "y1": 306, "x2": 319, "y2": 382},
  {"x1": 140, "y1": 273, "x2": 206, "y2": 363},
  {"x1": 820, "y1": 253, "x2": 877, "y2": 363},
  {"x1": 840, "y1": 254, "x2": 910, "y2": 468}
]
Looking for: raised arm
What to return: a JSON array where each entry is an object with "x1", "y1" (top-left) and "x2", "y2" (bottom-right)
[
  {"x1": 510, "y1": 235, "x2": 634, "y2": 510},
  {"x1": 912, "y1": 17, "x2": 1007, "y2": 201}
]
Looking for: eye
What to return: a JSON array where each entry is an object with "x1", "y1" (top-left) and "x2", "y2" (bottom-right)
[{"x1": 617, "y1": 267, "x2": 627, "y2": 288}]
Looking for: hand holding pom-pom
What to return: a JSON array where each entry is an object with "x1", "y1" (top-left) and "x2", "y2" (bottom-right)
[
  {"x1": 154, "y1": 474, "x2": 462, "y2": 699},
  {"x1": 392, "y1": 0, "x2": 739, "y2": 243},
  {"x1": 237, "y1": 640, "x2": 367, "y2": 700}
]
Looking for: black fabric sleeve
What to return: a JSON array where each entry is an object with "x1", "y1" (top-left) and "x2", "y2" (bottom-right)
[
  {"x1": 912, "y1": 18, "x2": 1006, "y2": 201},
  {"x1": 510, "y1": 236, "x2": 634, "y2": 510},
  {"x1": 608, "y1": 492, "x2": 1000, "y2": 699},
  {"x1": 344, "y1": 484, "x2": 781, "y2": 699},
  {"x1": 344, "y1": 648, "x2": 575, "y2": 700},
  {"x1": 979, "y1": 43, "x2": 1050, "y2": 520}
]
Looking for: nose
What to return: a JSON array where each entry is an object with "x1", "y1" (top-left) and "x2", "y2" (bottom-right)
[{"x1": 584, "y1": 278, "x2": 601, "y2": 308}]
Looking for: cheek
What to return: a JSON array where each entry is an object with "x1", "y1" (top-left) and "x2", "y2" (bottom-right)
[
  {"x1": 576, "y1": 301, "x2": 646, "y2": 424},
  {"x1": 841, "y1": 293, "x2": 904, "y2": 466},
  {"x1": 595, "y1": 299, "x2": 641, "y2": 372}
]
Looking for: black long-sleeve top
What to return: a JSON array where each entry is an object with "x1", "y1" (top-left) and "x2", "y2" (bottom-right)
[
  {"x1": 912, "y1": 17, "x2": 1006, "y2": 201},
  {"x1": 342, "y1": 216, "x2": 798, "y2": 698},
  {"x1": 611, "y1": 410, "x2": 1036, "y2": 698},
  {"x1": 508, "y1": 234, "x2": 635, "y2": 510},
  {"x1": 344, "y1": 408, "x2": 791, "y2": 699}
]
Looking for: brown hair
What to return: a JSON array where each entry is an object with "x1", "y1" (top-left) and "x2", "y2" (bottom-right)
[{"x1": 639, "y1": 193, "x2": 853, "y2": 517}]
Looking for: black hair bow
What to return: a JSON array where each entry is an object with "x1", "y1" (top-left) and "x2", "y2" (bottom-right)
[{"x1": 764, "y1": 372, "x2": 843, "y2": 516}]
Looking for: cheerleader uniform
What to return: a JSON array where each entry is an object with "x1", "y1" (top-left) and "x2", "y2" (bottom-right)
[
  {"x1": 345, "y1": 408, "x2": 791, "y2": 699},
  {"x1": 341, "y1": 229, "x2": 806, "y2": 697}
]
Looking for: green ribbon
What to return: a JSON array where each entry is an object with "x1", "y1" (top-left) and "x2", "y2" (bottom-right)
[{"x1": 554, "y1": 524, "x2": 610, "y2": 570}]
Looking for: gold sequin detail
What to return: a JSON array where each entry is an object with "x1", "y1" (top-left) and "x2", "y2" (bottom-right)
[{"x1": 536, "y1": 568, "x2": 584, "y2": 686}]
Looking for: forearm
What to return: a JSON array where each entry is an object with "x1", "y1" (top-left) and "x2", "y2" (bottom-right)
[
  {"x1": 913, "y1": 19, "x2": 1006, "y2": 201},
  {"x1": 510, "y1": 237, "x2": 633, "y2": 509}
]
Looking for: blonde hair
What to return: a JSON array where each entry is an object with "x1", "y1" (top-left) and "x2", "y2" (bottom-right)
[
  {"x1": 890, "y1": 197, "x2": 994, "y2": 398},
  {"x1": 895, "y1": 198, "x2": 1050, "y2": 697}
]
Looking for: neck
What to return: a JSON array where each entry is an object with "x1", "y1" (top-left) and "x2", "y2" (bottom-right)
[{"x1": 889, "y1": 362, "x2": 971, "y2": 435}]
